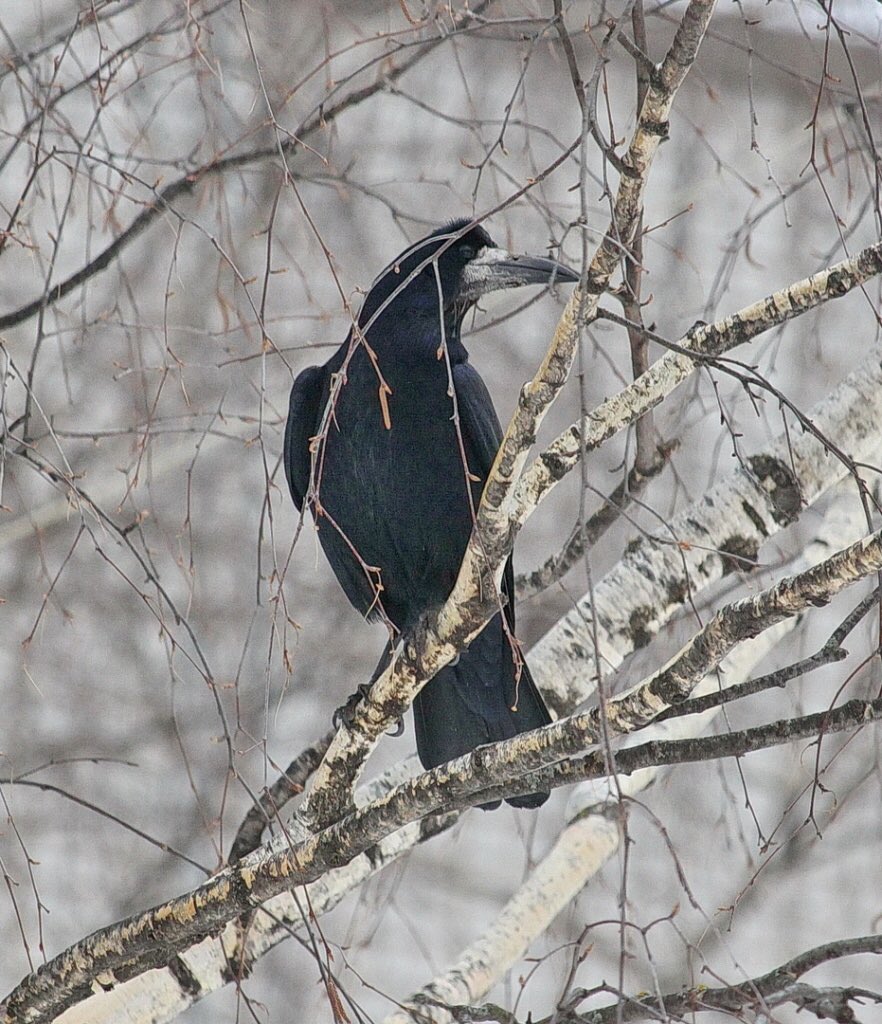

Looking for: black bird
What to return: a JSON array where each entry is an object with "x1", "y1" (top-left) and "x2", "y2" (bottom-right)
[{"x1": 284, "y1": 219, "x2": 578, "y2": 808}]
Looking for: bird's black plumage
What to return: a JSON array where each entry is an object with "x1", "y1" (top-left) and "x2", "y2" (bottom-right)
[{"x1": 284, "y1": 219, "x2": 577, "y2": 809}]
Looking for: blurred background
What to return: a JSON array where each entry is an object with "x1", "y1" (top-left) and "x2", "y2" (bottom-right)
[{"x1": 1, "y1": 1, "x2": 881, "y2": 1020}]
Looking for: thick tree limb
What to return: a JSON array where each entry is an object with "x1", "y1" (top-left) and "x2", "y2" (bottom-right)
[
  {"x1": 0, "y1": 762, "x2": 453, "y2": 1024},
  {"x1": 532, "y1": 350, "x2": 882, "y2": 712}
]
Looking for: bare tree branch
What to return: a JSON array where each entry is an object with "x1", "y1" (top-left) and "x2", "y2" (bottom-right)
[
  {"x1": 532, "y1": 350, "x2": 882, "y2": 712},
  {"x1": 516, "y1": 240, "x2": 882, "y2": 523},
  {"x1": 442, "y1": 934, "x2": 882, "y2": 1023},
  {"x1": 0, "y1": 1, "x2": 495, "y2": 334}
]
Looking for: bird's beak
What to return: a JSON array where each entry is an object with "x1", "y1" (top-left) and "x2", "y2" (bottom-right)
[{"x1": 459, "y1": 245, "x2": 579, "y2": 302}]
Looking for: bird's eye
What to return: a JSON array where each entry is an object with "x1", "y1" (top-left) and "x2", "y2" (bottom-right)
[{"x1": 459, "y1": 245, "x2": 477, "y2": 261}]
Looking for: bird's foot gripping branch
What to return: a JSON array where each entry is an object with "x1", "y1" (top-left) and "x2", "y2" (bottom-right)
[{"x1": 299, "y1": 573, "x2": 509, "y2": 830}]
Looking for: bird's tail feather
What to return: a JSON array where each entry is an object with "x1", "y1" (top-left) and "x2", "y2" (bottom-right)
[{"x1": 412, "y1": 616, "x2": 550, "y2": 809}]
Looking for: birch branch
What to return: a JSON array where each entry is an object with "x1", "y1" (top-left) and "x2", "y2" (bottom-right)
[
  {"x1": 38, "y1": 764, "x2": 451, "y2": 1024},
  {"x1": 301, "y1": 0, "x2": 720, "y2": 830},
  {"x1": 515, "y1": 240, "x2": 882, "y2": 527},
  {"x1": 363, "y1": 515, "x2": 882, "y2": 808},
  {"x1": 532, "y1": 349, "x2": 882, "y2": 712},
  {"x1": 438, "y1": 935, "x2": 882, "y2": 1023}
]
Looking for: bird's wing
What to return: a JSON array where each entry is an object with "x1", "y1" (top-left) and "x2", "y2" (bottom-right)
[
  {"x1": 283, "y1": 364, "x2": 326, "y2": 511},
  {"x1": 452, "y1": 361, "x2": 504, "y2": 478},
  {"x1": 452, "y1": 362, "x2": 519, "y2": 630}
]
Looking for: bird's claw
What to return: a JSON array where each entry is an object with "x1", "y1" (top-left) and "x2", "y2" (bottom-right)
[
  {"x1": 332, "y1": 683, "x2": 404, "y2": 737},
  {"x1": 332, "y1": 683, "x2": 371, "y2": 730}
]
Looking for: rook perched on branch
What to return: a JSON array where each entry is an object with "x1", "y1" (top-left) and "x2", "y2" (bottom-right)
[{"x1": 284, "y1": 220, "x2": 578, "y2": 807}]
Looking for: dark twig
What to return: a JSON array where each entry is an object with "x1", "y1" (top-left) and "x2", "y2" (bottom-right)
[
  {"x1": 10, "y1": 779, "x2": 207, "y2": 874},
  {"x1": 621, "y1": 0, "x2": 662, "y2": 480}
]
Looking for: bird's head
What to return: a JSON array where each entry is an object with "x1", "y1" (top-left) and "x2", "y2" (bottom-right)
[{"x1": 357, "y1": 219, "x2": 578, "y2": 357}]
